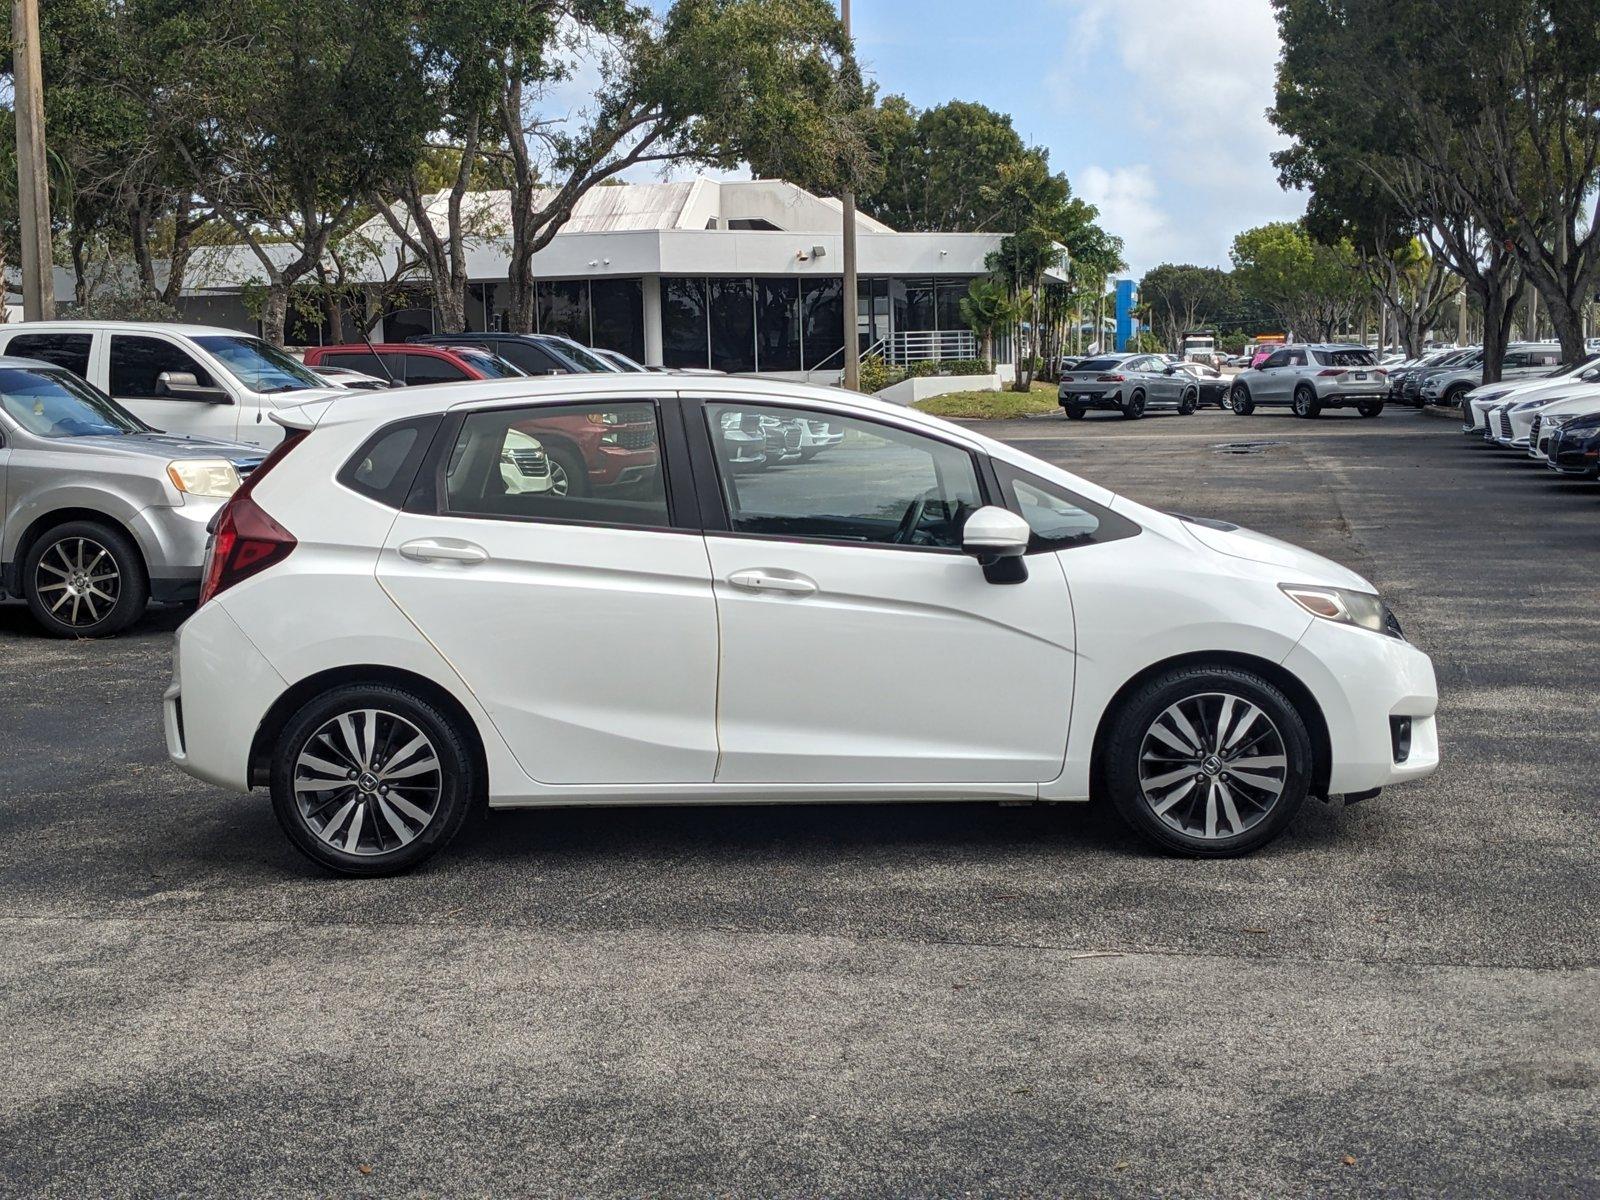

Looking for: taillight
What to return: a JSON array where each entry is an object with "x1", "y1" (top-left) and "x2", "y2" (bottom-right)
[
  {"x1": 1097, "y1": 373, "x2": 1126, "y2": 382},
  {"x1": 197, "y1": 429, "x2": 304, "y2": 607},
  {"x1": 1318, "y1": 368, "x2": 1347, "y2": 377}
]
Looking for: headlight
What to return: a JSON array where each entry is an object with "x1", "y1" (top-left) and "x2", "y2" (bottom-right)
[
  {"x1": 166, "y1": 459, "x2": 242, "y2": 499},
  {"x1": 1280, "y1": 584, "x2": 1403, "y2": 638}
]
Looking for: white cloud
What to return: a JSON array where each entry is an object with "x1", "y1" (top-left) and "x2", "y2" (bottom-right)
[{"x1": 1051, "y1": 0, "x2": 1304, "y2": 275}]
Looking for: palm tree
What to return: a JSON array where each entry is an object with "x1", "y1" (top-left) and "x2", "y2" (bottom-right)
[{"x1": 959, "y1": 277, "x2": 1014, "y2": 367}]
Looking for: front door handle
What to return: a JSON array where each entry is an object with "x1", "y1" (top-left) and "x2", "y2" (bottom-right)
[
  {"x1": 399, "y1": 538, "x2": 489, "y2": 565},
  {"x1": 727, "y1": 569, "x2": 817, "y2": 596}
]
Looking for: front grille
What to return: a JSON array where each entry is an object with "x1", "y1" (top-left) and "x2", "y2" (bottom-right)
[
  {"x1": 1403, "y1": 377, "x2": 1422, "y2": 400},
  {"x1": 616, "y1": 426, "x2": 655, "y2": 450},
  {"x1": 1498, "y1": 410, "x2": 1513, "y2": 439},
  {"x1": 509, "y1": 449, "x2": 549, "y2": 478}
]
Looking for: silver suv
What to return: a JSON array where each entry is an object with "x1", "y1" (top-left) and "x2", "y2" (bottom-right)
[
  {"x1": 0, "y1": 356, "x2": 263, "y2": 637},
  {"x1": 1230, "y1": 344, "x2": 1388, "y2": 418},
  {"x1": 1419, "y1": 343, "x2": 1562, "y2": 408}
]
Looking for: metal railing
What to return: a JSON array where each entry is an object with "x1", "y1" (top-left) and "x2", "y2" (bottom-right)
[
  {"x1": 888, "y1": 329, "x2": 978, "y2": 364},
  {"x1": 803, "y1": 336, "x2": 887, "y2": 383}
]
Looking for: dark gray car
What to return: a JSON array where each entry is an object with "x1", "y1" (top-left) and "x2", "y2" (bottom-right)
[
  {"x1": 0, "y1": 356, "x2": 263, "y2": 637},
  {"x1": 1058, "y1": 353, "x2": 1202, "y2": 419}
]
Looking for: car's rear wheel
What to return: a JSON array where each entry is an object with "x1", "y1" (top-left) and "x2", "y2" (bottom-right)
[
  {"x1": 1063, "y1": 402, "x2": 1085, "y2": 420},
  {"x1": 1230, "y1": 383, "x2": 1255, "y2": 414},
  {"x1": 22, "y1": 520, "x2": 149, "y2": 639},
  {"x1": 1104, "y1": 665, "x2": 1312, "y2": 857},
  {"x1": 1292, "y1": 385, "x2": 1322, "y2": 418},
  {"x1": 270, "y1": 684, "x2": 479, "y2": 876},
  {"x1": 1357, "y1": 400, "x2": 1384, "y2": 418},
  {"x1": 1122, "y1": 391, "x2": 1146, "y2": 419}
]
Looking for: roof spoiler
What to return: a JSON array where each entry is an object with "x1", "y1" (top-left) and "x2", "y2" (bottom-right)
[{"x1": 270, "y1": 399, "x2": 337, "y2": 431}]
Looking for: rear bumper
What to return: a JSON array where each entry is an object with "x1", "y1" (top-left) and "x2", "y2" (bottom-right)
[{"x1": 166, "y1": 601, "x2": 286, "y2": 792}]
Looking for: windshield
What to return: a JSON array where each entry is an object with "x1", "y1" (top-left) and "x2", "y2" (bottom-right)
[
  {"x1": 548, "y1": 338, "x2": 621, "y2": 373},
  {"x1": 456, "y1": 350, "x2": 525, "y2": 379},
  {"x1": 0, "y1": 367, "x2": 147, "y2": 437},
  {"x1": 193, "y1": 335, "x2": 325, "y2": 394}
]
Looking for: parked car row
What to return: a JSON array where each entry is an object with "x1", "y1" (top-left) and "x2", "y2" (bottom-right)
[
  {"x1": 1385, "y1": 343, "x2": 1565, "y2": 407},
  {"x1": 0, "y1": 321, "x2": 680, "y2": 637},
  {"x1": 1057, "y1": 353, "x2": 1228, "y2": 418},
  {"x1": 1461, "y1": 362, "x2": 1600, "y2": 479}
]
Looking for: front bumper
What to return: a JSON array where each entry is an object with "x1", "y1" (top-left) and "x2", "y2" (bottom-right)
[
  {"x1": 131, "y1": 496, "x2": 225, "y2": 600},
  {"x1": 1281, "y1": 617, "x2": 1440, "y2": 794}
]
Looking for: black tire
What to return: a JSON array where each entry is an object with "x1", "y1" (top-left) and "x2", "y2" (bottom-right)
[
  {"x1": 1122, "y1": 391, "x2": 1146, "y2": 419},
  {"x1": 1103, "y1": 664, "x2": 1313, "y2": 857},
  {"x1": 1442, "y1": 383, "x2": 1470, "y2": 410},
  {"x1": 1230, "y1": 383, "x2": 1255, "y2": 415},
  {"x1": 1178, "y1": 389, "x2": 1198, "y2": 416},
  {"x1": 1292, "y1": 385, "x2": 1322, "y2": 418},
  {"x1": 544, "y1": 442, "x2": 590, "y2": 497},
  {"x1": 1064, "y1": 403, "x2": 1085, "y2": 420},
  {"x1": 1357, "y1": 400, "x2": 1384, "y2": 418},
  {"x1": 22, "y1": 519, "x2": 149, "y2": 639},
  {"x1": 270, "y1": 683, "x2": 481, "y2": 876}
]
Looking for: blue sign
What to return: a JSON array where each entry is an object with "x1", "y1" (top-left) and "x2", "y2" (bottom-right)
[{"x1": 1115, "y1": 279, "x2": 1136, "y2": 352}]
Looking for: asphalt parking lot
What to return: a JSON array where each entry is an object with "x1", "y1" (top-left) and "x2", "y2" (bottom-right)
[{"x1": 3, "y1": 404, "x2": 1596, "y2": 1198}]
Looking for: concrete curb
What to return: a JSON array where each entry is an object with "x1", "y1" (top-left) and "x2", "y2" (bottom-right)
[{"x1": 1417, "y1": 404, "x2": 1464, "y2": 420}]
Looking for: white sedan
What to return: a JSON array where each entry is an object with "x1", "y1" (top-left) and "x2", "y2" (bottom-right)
[{"x1": 165, "y1": 377, "x2": 1439, "y2": 874}]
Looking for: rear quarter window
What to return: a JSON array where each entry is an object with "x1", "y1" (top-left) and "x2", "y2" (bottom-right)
[{"x1": 337, "y1": 416, "x2": 443, "y2": 508}]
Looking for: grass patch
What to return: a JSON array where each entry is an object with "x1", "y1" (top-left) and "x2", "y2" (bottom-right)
[{"x1": 913, "y1": 382, "x2": 1057, "y2": 420}]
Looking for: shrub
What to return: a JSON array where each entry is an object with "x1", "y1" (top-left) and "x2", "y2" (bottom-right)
[
  {"x1": 858, "y1": 354, "x2": 906, "y2": 393},
  {"x1": 903, "y1": 358, "x2": 994, "y2": 379}
]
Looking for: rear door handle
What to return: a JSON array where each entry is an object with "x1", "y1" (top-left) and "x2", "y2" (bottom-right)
[
  {"x1": 399, "y1": 538, "x2": 489, "y2": 564},
  {"x1": 727, "y1": 569, "x2": 817, "y2": 596}
]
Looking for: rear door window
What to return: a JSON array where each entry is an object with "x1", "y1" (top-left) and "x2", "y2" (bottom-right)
[
  {"x1": 5, "y1": 332, "x2": 93, "y2": 378},
  {"x1": 317, "y1": 350, "x2": 387, "y2": 379}
]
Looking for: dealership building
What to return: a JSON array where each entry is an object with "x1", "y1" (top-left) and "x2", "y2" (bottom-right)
[{"x1": 163, "y1": 178, "x2": 1061, "y2": 378}]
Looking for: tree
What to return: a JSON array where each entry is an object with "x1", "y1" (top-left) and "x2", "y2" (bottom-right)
[
  {"x1": 958, "y1": 276, "x2": 1014, "y2": 365},
  {"x1": 154, "y1": 0, "x2": 439, "y2": 343},
  {"x1": 1270, "y1": 0, "x2": 1600, "y2": 363},
  {"x1": 1138, "y1": 264, "x2": 1234, "y2": 352},
  {"x1": 857, "y1": 97, "x2": 1028, "y2": 231},
  {"x1": 1230, "y1": 221, "x2": 1363, "y2": 342}
]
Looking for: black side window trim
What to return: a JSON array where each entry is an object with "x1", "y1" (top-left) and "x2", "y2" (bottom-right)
[
  {"x1": 680, "y1": 395, "x2": 994, "y2": 550},
  {"x1": 990, "y1": 460, "x2": 1142, "y2": 554},
  {"x1": 404, "y1": 396, "x2": 699, "y2": 534},
  {"x1": 337, "y1": 414, "x2": 445, "y2": 509}
]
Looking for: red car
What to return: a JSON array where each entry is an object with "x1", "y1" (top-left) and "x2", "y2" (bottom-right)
[{"x1": 302, "y1": 343, "x2": 656, "y2": 496}]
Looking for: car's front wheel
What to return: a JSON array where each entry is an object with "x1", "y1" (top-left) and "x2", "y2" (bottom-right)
[
  {"x1": 22, "y1": 520, "x2": 149, "y2": 638},
  {"x1": 1103, "y1": 665, "x2": 1312, "y2": 857},
  {"x1": 270, "y1": 684, "x2": 480, "y2": 876}
]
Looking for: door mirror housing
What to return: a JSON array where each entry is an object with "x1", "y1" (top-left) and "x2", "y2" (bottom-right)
[
  {"x1": 962, "y1": 505, "x2": 1031, "y2": 584},
  {"x1": 157, "y1": 370, "x2": 231, "y2": 403}
]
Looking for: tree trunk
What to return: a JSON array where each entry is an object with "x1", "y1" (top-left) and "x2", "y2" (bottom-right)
[{"x1": 261, "y1": 282, "x2": 290, "y2": 347}]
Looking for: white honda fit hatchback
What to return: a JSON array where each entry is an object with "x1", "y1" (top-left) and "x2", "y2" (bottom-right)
[{"x1": 165, "y1": 376, "x2": 1439, "y2": 874}]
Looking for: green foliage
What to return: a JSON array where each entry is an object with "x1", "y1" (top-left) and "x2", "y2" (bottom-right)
[
  {"x1": 903, "y1": 358, "x2": 994, "y2": 378},
  {"x1": 913, "y1": 382, "x2": 1056, "y2": 420},
  {"x1": 858, "y1": 354, "x2": 905, "y2": 394},
  {"x1": 1230, "y1": 221, "x2": 1363, "y2": 342},
  {"x1": 1138, "y1": 264, "x2": 1235, "y2": 351},
  {"x1": 858, "y1": 96, "x2": 1027, "y2": 231},
  {"x1": 1123, "y1": 332, "x2": 1165, "y2": 354}
]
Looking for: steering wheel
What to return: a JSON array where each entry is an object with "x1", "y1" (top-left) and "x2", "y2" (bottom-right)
[{"x1": 892, "y1": 492, "x2": 930, "y2": 544}]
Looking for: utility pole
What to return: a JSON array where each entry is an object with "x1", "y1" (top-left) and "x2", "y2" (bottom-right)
[
  {"x1": 839, "y1": 0, "x2": 860, "y2": 391},
  {"x1": 11, "y1": 0, "x2": 56, "y2": 320}
]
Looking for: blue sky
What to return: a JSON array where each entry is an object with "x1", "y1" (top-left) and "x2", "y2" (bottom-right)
[{"x1": 848, "y1": 0, "x2": 1307, "y2": 277}]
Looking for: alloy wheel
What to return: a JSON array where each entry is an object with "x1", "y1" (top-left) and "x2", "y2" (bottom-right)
[
  {"x1": 33, "y1": 536, "x2": 121, "y2": 629},
  {"x1": 547, "y1": 461, "x2": 570, "y2": 496},
  {"x1": 1137, "y1": 691, "x2": 1288, "y2": 840},
  {"x1": 292, "y1": 708, "x2": 443, "y2": 856}
]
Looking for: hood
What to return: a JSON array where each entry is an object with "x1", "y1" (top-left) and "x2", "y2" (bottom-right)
[
  {"x1": 1172, "y1": 513, "x2": 1374, "y2": 592},
  {"x1": 60, "y1": 432, "x2": 265, "y2": 466}
]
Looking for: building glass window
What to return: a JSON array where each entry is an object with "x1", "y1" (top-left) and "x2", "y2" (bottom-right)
[
  {"x1": 708, "y1": 278, "x2": 756, "y2": 373},
  {"x1": 662, "y1": 276, "x2": 710, "y2": 368},
  {"x1": 800, "y1": 277, "x2": 844, "y2": 371},
  {"x1": 755, "y1": 278, "x2": 801, "y2": 372},
  {"x1": 936, "y1": 278, "x2": 967, "y2": 333},
  {"x1": 590, "y1": 278, "x2": 645, "y2": 362},
  {"x1": 902, "y1": 278, "x2": 937, "y2": 331},
  {"x1": 538, "y1": 280, "x2": 590, "y2": 343}
]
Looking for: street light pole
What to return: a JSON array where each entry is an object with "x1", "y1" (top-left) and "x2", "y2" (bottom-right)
[
  {"x1": 11, "y1": 0, "x2": 56, "y2": 320},
  {"x1": 839, "y1": 0, "x2": 860, "y2": 391}
]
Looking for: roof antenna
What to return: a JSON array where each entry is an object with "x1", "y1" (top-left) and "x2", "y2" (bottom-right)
[{"x1": 355, "y1": 303, "x2": 398, "y2": 387}]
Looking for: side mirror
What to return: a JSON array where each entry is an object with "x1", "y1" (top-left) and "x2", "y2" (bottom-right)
[
  {"x1": 157, "y1": 370, "x2": 231, "y2": 403},
  {"x1": 962, "y1": 505, "x2": 1031, "y2": 584}
]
